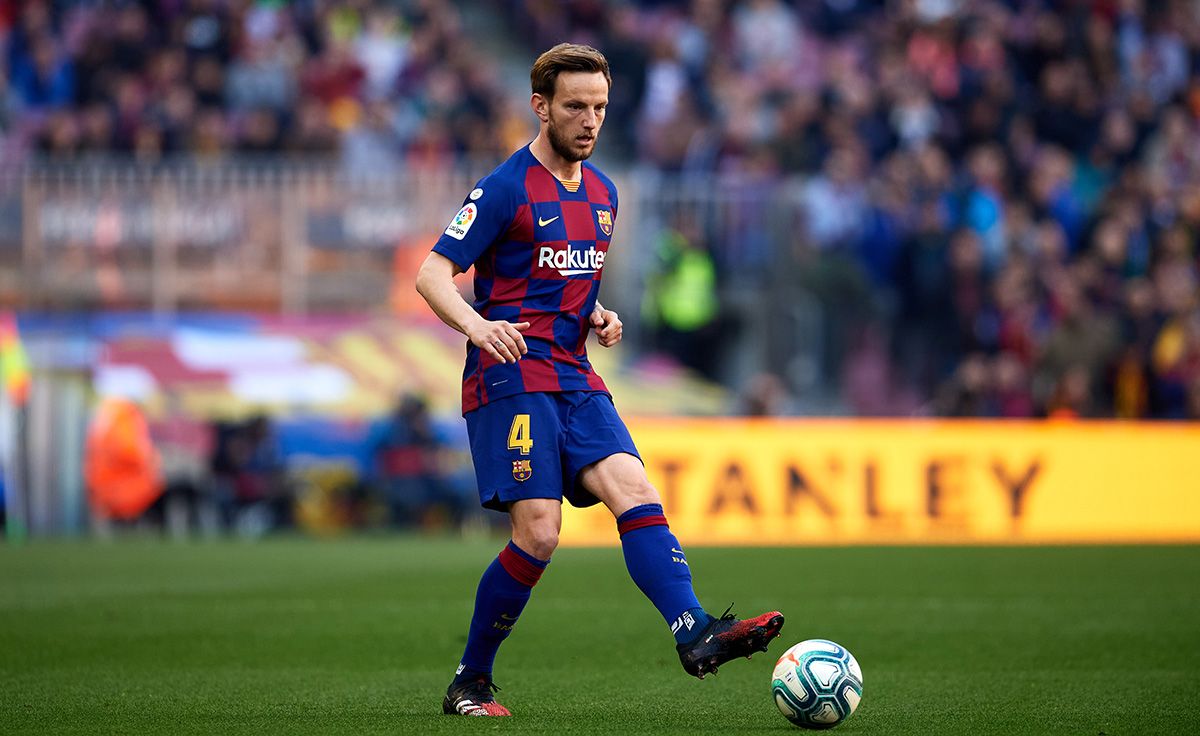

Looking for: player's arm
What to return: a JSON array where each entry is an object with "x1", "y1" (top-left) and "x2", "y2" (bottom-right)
[
  {"x1": 415, "y1": 251, "x2": 529, "y2": 364},
  {"x1": 589, "y1": 301, "x2": 622, "y2": 348}
]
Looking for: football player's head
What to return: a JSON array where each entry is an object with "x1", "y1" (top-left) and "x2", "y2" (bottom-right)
[{"x1": 530, "y1": 44, "x2": 611, "y2": 162}]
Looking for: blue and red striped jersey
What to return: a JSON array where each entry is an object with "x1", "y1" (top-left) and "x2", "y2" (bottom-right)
[{"x1": 432, "y1": 145, "x2": 618, "y2": 414}]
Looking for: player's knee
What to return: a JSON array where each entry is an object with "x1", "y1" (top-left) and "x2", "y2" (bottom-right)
[
  {"x1": 620, "y1": 478, "x2": 661, "y2": 508},
  {"x1": 512, "y1": 517, "x2": 559, "y2": 559},
  {"x1": 510, "y1": 499, "x2": 562, "y2": 560},
  {"x1": 519, "y1": 526, "x2": 559, "y2": 559}
]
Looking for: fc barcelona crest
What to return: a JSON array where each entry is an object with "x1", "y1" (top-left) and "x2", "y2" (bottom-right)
[
  {"x1": 512, "y1": 459, "x2": 532, "y2": 482},
  {"x1": 596, "y1": 209, "x2": 613, "y2": 236}
]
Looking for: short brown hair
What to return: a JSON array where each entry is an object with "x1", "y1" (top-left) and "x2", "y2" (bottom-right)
[{"x1": 530, "y1": 43, "x2": 611, "y2": 98}]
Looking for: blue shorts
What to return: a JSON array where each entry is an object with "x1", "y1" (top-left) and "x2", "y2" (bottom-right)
[{"x1": 465, "y1": 391, "x2": 641, "y2": 512}]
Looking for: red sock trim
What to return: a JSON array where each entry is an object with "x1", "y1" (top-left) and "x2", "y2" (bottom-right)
[
  {"x1": 497, "y1": 545, "x2": 545, "y2": 587},
  {"x1": 617, "y1": 514, "x2": 669, "y2": 537}
]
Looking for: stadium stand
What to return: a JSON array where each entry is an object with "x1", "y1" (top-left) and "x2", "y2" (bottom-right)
[{"x1": 2, "y1": 0, "x2": 1199, "y2": 419}]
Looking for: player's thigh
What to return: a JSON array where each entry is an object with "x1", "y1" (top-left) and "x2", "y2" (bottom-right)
[
  {"x1": 564, "y1": 393, "x2": 655, "y2": 517},
  {"x1": 465, "y1": 393, "x2": 565, "y2": 511},
  {"x1": 578, "y1": 452, "x2": 660, "y2": 517}
]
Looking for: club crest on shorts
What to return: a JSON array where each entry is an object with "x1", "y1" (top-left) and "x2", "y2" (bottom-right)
[
  {"x1": 596, "y1": 209, "x2": 613, "y2": 236},
  {"x1": 512, "y1": 459, "x2": 532, "y2": 482}
]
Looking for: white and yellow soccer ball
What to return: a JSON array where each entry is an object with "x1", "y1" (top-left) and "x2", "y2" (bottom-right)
[{"x1": 771, "y1": 639, "x2": 863, "y2": 729}]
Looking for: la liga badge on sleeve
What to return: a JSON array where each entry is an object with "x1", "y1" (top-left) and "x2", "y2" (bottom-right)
[{"x1": 512, "y1": 459, "x2": 532, "y2": 482}]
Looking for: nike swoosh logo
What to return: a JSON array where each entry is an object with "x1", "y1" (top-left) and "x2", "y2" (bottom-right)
[
  {"x1": 671, "y1": 548, "x2": 685, "y2": 555},
  {"x1": 500, "y1": 613, "x2": 517, "y2": 621},
  {"x1": 538, "y1": 215, "x2": 560, "y2": 226}
]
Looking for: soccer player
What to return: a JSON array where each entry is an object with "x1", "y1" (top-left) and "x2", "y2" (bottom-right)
[{"x1": 415, "y1": 43, "x2": 784, "y2": 717}]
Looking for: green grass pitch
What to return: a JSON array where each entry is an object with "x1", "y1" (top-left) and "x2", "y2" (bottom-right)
[{"x1": 2, "y1": 538, "x2": 1199, "y2": 735}]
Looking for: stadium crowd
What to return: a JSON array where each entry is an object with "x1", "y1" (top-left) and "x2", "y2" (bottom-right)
[
  {"x1": 4, "y1": 0, "x2": 1200, "y2": 420},
  {"x1": 508, "y1": 0, "x2": 1200, "y2": 419},
  {"x1": 1, "y1": 0, "x2": 528, "y2": 165}
]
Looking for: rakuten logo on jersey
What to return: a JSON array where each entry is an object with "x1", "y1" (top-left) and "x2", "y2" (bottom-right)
[{"x1": 537, "y1": 245, "x2": 606, "y2": 276}]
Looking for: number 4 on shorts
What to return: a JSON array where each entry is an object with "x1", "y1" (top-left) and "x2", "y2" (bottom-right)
[{"x1": 507, "y1": 414, "x2": 533, "y2": 455}]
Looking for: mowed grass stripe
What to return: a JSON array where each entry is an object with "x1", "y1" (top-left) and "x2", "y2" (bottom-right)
[{"x1": 1, "y1": 540, "x2": 1198, "y2": 735}]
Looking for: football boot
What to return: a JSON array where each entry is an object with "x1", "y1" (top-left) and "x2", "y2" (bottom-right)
[
  {"x1": 677, "y1": 606, "x2": 785, "y2": 679},
  {"x1": 442, "y1": 676, "x2": 511, "y2": 716}
]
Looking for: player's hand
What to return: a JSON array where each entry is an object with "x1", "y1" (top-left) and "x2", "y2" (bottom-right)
[
  {"x1": 468, "y1": 319, "x2": 530, "y2": 364},
  {"x1": 590, "y1": 306, "x2": 622, "y2": 348}
]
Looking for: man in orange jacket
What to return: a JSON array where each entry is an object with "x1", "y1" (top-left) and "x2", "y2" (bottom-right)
[{"x1": 84, "y1": 396, "x2": 163, "y2": 523}]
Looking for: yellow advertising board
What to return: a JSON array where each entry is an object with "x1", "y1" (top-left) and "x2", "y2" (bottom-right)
[{"x1": 559, "y1": 420, "x2": 1200, "y2": 546}]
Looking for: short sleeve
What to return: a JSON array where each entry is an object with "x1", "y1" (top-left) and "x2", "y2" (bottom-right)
[{"x1": 431, "y1": 178, "x2": 519, "y2": 271}]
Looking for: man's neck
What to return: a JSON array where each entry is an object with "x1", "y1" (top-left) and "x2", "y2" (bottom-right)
[{"x1": 529, "y1": 134, "x2": 581, "y2": 181}]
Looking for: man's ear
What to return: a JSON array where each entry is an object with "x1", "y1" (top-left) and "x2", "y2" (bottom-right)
[{"x1": 531, "y1": 93, "x2": 550, "y2": 123}]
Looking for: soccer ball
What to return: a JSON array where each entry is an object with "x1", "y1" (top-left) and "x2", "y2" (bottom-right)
[{"x1": 771, "y1": 639, "x2": 863, "y2": 729}]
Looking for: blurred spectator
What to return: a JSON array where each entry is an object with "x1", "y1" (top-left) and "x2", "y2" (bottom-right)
[
  {"x1": 154, "y1": 412, "x2": 219, "y2": 539},
  {"x1": 594, "y1": 4, "x2": 646, "y2": 159},
  {"x1": 961, "y1": 144, "x2": 1007, "y2": 269},
  {"x1": 11, "y1": 32, "x2": 74, "y2": 110},
  {"x1": 1151, "y1": 307, "x2": 1200, "y2": 418},
  {"x1": 1046, "y1": 364, "x2": 1096, "y2": 419},
  {"x1": 366, "y1": 393, "x2": 466, "y2": 529},
  {"x1": 737, "y1": 371, "x2": 796, "y2": 417},
  {"x1": 802, "y1": 146, "x2": 868, "y2": 251},
  {"x1": 641, "y1": 216, "x2": 722, "y2": 381},
  {"x1": 84, "y1": 396, "x2": 163, "y2": 534},
  {"x1": 355, "y1": 5, "x2": 408, "y2": 102},
  {"x1": 342, "y1": 99, "x2": 399, "y2": 173},
  {"x1": 1035, "y1": 276, "x2": 1121, "y2": 414},
  {"x1": 993, "y1": 351, "x2": 1034, "y2": 418},
  {"x1": 209, "y1": 414, "x2": 291, "y2": 536},
  {"x1": 933, "y1": 352, "x2": 993, "y2": 418}
]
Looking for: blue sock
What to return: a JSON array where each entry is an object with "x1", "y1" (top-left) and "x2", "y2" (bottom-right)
[
  {"x1": 616, "y1": 503, "x2": 713, "y2": 644},
  {"x1": 454, "y1": 541, "x2": 548, "y2": 683}
]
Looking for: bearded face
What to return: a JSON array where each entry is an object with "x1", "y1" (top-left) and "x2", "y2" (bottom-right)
[
  {"x1": 538, "y1": 71, "x2": 608, "y2": 163},
  {"x1": 547, "y1": 109, "x2": 595, "y2": 162}
]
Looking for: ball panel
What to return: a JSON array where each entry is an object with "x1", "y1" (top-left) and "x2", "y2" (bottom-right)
[
  {"x1": 807, "y1": 660, "x2": 841, "y2": 689},
  {"x1": 774, "y1": 691, "x2": 799, "y2": 720},
  {"x1": 777, "y1": 668, "x2": 812, "y2": 703},
  {"x1": 773, "y1": 683, "x2": 806, "y2": 719},
  {"x1": 846, "y1": 654, "x2": 863, "y2": 682},
  {"x1": 772, "y1": 657, "x2": 794, "y2": 680},
  {"x1": 811, "y1": 702, "x2": 841, "y2": 725},
  {"x1": 842, "y1": 686, "x2": 861, "y2": 713}
]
